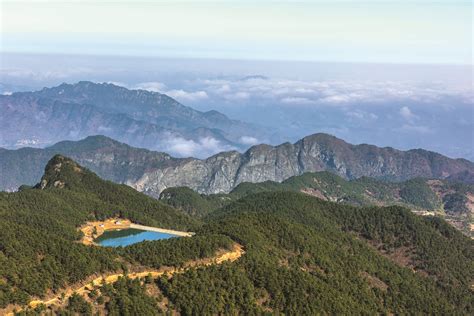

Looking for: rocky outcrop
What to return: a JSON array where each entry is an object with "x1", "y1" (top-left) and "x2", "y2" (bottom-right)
[
  {"x1": 2, "y1": 134, "x2": 472, "y2": 196},
  {"x1": 130, "y1": 133, "x2": 474, "y2": 196}
]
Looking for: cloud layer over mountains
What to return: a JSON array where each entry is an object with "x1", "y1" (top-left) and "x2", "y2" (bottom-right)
[
  {"x1": 126, "y1": 76, "x2": 472, "y2": 160},
  {"x1": 1, "y1": 54, "x2": 472, "y2": 160}
]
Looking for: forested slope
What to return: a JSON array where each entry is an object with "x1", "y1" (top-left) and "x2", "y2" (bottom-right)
[
  {"x1": 160, "y1": 171, "x2": 473, "y2": 236},
  {"x1": 0, "y1": 157, "x2": 472, "y2": 314},
  {"x1": 0, "y1": 155, "x2": 226, "y2": 310},
  {"x1": 185, "y1": 192, "x2": 473, "y2": 314}
]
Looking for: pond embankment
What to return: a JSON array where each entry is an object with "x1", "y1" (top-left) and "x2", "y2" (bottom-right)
[{"x1": 79, "y1": 218, "x2": 193, "y2": 246}]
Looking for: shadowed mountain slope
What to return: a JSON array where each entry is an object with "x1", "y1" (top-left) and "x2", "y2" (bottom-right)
[{"x1": 0, "y1": 81, "x2": 267, "y2": 156}]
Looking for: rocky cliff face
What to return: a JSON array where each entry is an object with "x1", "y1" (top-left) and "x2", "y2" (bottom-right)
[
  {"x1": 1, "y1": 134, "x2": 472, "y2": 196},
  {"x1": 130, "y1": 133, "x2": 474, "y2": 196}
]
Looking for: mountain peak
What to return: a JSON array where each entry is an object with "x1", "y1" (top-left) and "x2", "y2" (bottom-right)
[
  {"x1": 42, "y1": 80, "x2": 132, "y2": 95},
  {"x1": 37, "y1": 155, "x2": 87, "y2": 190},
  {"x1": 300, "y1": 133, "x2": 345, "y2": 144},
  {"x1": 50, "y1": 135, "x2": 128, "y2": 151},
  {"x1": 2, "y1": 81, "x2": 268, "y2": 157}
]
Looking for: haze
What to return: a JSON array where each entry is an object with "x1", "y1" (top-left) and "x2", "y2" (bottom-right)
[{"x1": 1, "y1": 0, "x2": 473, "y2": 159}]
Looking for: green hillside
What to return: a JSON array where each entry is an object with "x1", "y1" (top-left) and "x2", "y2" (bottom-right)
[
  {"x1": 160, "y1": 171, "x2": 473, "y2": 235},
  {"x1": 0, "y1": 155, "x2": 227, "y2": 310},
  {"x1": 159, "y1": 192, "x2": 473, "y2": 314},
  {"x1": 1, "y1": 157, "x2": 472, "y2": 314}
]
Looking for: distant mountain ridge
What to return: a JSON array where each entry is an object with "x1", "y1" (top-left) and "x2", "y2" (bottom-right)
[
  {"x1": 0, "y1": 81, "x2": 267, "y2": 156},
  {"x1": 1, "y1": 134, "x2": 473, "y2": 195}
]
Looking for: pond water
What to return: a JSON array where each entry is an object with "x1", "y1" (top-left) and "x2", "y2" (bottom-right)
[{"x1": 95, "y1": 228, "x2": 179, "y2": 247}]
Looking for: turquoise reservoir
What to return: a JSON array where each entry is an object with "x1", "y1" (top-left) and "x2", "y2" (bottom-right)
[{"x1": 95, "y1": 228, "x2": 179, "y2": 247}]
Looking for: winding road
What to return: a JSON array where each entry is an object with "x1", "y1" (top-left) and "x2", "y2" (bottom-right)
[{"x1": 5, "y1": 243, "x2": 244, "y2": 315}]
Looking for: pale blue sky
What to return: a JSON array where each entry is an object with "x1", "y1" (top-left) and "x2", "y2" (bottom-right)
[{"x1": 1, "y1": 1, "x2": 472, "y2": 64}]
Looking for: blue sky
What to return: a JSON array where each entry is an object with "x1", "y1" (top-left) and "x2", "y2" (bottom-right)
[{"x1": 1, "y1": 1, "x2": 472, "y2": 64}]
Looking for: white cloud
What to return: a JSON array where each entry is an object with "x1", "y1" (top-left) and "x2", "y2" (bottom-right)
[
  {"x1": 319, "y1": 94, "x2": 351, "y2": 104},
  {"x1": 239, "y1": 136, "x2": 260, "y2": 145},
  {"x1": 163, "y1": 136, "x2": 235, "y2": 158},
  {"x1": 223, "y1": 91, "x2": 250, "y2": 101},
  {"x1": 165, "y1": 89, "x2": 209, "y2": 102},
  {"x1": 106, "y1": 81, "x2": 128, "y2": 88},
  {"x1": 97, "y1": 126, "x2": 112, "y2": 132},
  {"x1": 216, "y1": 84, "x2": 231, "y2": 93},
  {"x1": 165, "y1": 137, "x2": 199, "y2": 157},
  {"x1": 346, "y1": 111, "x2": 378, "y2": 121},
  {"x1": 198, "y1": 77, "x2": 473, "y2": 108},
  {"x1": 399, "y1": 106, "x2": 417, "y2": 121},
  {"x1": 281, "y1": 96, "x2": 314, "y2": 105},
  {"x1": 122, "y1": 82, "x2": 209, "y2": 103},
  {"x1": 134, "y1": 81, "x2": 167, "y2": 92},
  {"x1": 294, "y1": 87, "x2": 314, "y2": 94}
]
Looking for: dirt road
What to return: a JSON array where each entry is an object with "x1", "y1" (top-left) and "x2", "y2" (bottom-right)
[{"x1": 5, "y1": 244, "x2": 244, "y2": 315}]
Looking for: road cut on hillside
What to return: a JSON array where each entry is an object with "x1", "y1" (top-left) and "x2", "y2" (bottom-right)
[{"x1": 5, "y1": 243, "x2": 244, "y2": 315}]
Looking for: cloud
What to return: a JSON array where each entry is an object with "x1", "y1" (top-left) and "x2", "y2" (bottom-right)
[
  {"x1": 319, "y1": 94, "x2": 352, "y2": 104},
  {"x1": 216, "y1": 84, "x2": 231, "y2": 93},
  {"x1": 165, "y1": 137, "x2": 200, "y2": 157},
  {"x1": 399, "y1": 106, "x2": 417, "y2": 121},
  {"x1": 162, "y1": 89, "x2": 208, "y2": 102},
  {"x1": 346, "y1": 111, "x2": 378, "y2": 121},
  {"x1": 197, "y1": 77, "x2": 473, "y2": 108},
  {"x1": 105, "y1": 81, "x2": 128, "y2": 87},
  {"x1": 134, "y1": 82, "x2": 208, "y2": 103},
  {"x1": 97, "y1": 126, "x2": 112, "y2": 132},
  {"x1": 281, "y1": 96, "x2": 314, "y2": 105},
  {"x1": 239, "y1": 136, "x2": 260, "y2": 145},
  {"x1": 162, "y1": 136, "x2": 235, "y2": 158},
  {"x1": 134, "y1": 81, "x2": 167, "y2": 92},
  {"x1": 223, "y1": 91, "x2": 250, "y2": 101}
]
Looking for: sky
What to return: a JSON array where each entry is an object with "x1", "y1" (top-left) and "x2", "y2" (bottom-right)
[
  {"x1": 1, "y1": 54, "x2": 472, "y2": 159},
  {"x1": 0, "y1": 1, "x2": 472, "y2": 159},
  {"x1": 1, "y1": 0, "x2": 472, "y2": 64}
]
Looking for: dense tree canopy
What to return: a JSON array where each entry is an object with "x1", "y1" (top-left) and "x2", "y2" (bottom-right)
[{"x1": 1, "y1": 156, "x2": 472, "y2": 314}]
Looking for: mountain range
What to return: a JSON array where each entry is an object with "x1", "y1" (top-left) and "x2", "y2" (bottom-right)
[
  {"x1": 1, "y1": 133, "x2": 473, "y2": 197},
  {"x1": 0, "y1": 81, "x2": 268, "y2": 157}
]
